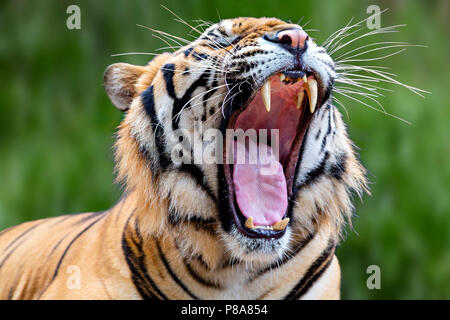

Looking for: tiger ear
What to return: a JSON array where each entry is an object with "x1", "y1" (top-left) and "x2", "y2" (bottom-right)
[{"x1": 103, "y1": 63, "x2": 147, "y2": 111}]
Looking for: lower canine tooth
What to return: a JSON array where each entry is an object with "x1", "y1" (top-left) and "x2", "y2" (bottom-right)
[
  {"x1": 303, "y1": 75, "x2": 307, "y2": 83},
  {"x1": 272, "y1": 218, "x2": 290, "y2": 231},
  {"x1": 261, "y1": 80, "x2": 271, "y2": 112},
  {"x1": 305, "y1": 78, "x2": 318, "y2": 113},
  {"x1": 280, "y1": 74, "x2": 285, "y2": 81},
  {"x1": 297, "y1": 90, "x2": 305, "y2": 109},
  {"x1": 245, "y1": 216, "x2": 255, "y2": 229}
]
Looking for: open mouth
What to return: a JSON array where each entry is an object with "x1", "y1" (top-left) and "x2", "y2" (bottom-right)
[{"x1": 222, "y1": 69, "x2": 320, "y2": 239}]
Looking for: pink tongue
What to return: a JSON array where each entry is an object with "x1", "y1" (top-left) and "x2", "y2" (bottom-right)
[{"x1": 232, "y1": 139, "x2": 288, "y2": 226}]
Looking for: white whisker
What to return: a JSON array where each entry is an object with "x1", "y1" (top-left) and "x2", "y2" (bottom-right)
[
  {"x1": 332, "y1": 96, "x2": 350, "y2": 119},
  {"x1": 334, "y1": 91, "x2": 411, "y2": 124},
  {"x1": 111, "y1": 52, "x2": 160, "y2": 57},
  {"x1": 337, "y1": 48, "x2": 408, "y2": 63}
]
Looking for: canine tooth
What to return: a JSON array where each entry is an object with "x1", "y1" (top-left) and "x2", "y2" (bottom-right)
[
  {"x1": 303, "y1": 75, "x2": 307, "y2": 83},
  {"x1": 296, "y1": 90, "x2": 305, "y2": 109},
  {"x1": 305, "y1": 78, "x2": 318, "y2": 113},
  {"x1": 245, "y1": 216, "x2": 255, "y2": 229},
  {"x1": 280, "y1": 74, "x2": 285, "y2": 81},
  {"x1": 261, "y1": 80, "x2": 271, "y2": 112},
  {"x1": 272, "y1": 218, "x2": 290, "y2": 231}
]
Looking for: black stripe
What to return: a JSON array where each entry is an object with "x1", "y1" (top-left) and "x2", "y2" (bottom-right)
[
  {"x1": 183, "y1": 47, "x2": 194, "y2": 57},
  {"x1": 321, "y1": 79, "x2": 333, "y2": 107},
  {"x1": 298, "y1": 151, "x2": 330, "y2": 187},
  {"x1": 168, "y1": 209, "x2": 217, "y2": 235},
  {"x1": 0, "y1": 239, "x2": 28, "y2": 271},
  {"x1": 161, "y1": 63, "x2": 210, "y2": 130},
  {"x1": 1, "y1": 222, "x2": 43, "y2": 253},
  {"x1": 156, "y1": 240, "x2": 199, "y2": 299},
  {"x1": 295, "y1": 253, "x2": 334, "y2": 298},
  {"x1": 248, "y1": 232, "x2": 315, "y2": 283},
  {"x1": 315, "y1": 128, "x2": 321, "y2": 140},
  {"x1": 162, "y1": 64, "x2": 177, "y2": 100},
  {"x1": 45, "y1": 234, "x2": 69, "y2": 262},
  {"x1": 201, "y1": 75, "x2": 219, "y2": 121},
  {"x1": 283, "y1": 238, "x2": 335, "y2": 300},
  {"x1": 45, "y1": 212, "x2": 89, "y2": 260},
  {"x1": 122, "y1": 236, "x2": 160, "y2": 299},
  {"x1": 192, "y1": 52, "x2": 209, "y2": 61},
  {"x1": 172, "y1": 240, "x2": 212, "y2": 272},
  {"x1": 179, "y1": 164, "x2": 216, "y2": 202},
  {"x1": 36, "y1": 213, "x2": 106, "y2": 299},
  {"x1": 329, "y1": 153, "x2": 347, "y2": 181},
  {"x1": 320, "y1": 133, "x2": 328, "y2": 153},
  {"x1": 51, "y1": 213, "x2": 106, "y2": 281},
  {"x1": 145, "y1": 65, "x2": 216, "y2": 201},
  {"x1": 221, "y1": 257, "x2": 242, "y2": 268},
  {"x1": 184, "y1": 260, "x2": 223, "y2": 289},
  {"x1": 141, "y1": 85, "x2": 172, "y2": 170},
  {"x1": 161, "y1": 63, "x2": 179, "y2": 130},
  {"x1": 50, "y1": 214, "x2": 75, "y2": 226},
  {"x1": 122, "y1": 238, "x2": 159, "y2": 299},
  {"x1": 72, "y1": 211, "x2": 106, "y2": 226},
  {"x1": 7, "y1": 271, "x2": 22, "y2": 299},
  {"x1": 0, "y1": 222, "x2": 45, "y2": 269},
  {"x1": 326, "y1": 106, "x2": 333, "y2": 134},
  {"x1": 193, "y1": 254, "x2": 211, "y2": 271},
  {"x1": 286, "y1": 118, "x2": 313, "y2": 222},
  {"x1": 121, "y1": 215, "x2": 168, "y2": 300},
  {"x1": 319, "y1": 106, "x2": 333, "y2": 153}
]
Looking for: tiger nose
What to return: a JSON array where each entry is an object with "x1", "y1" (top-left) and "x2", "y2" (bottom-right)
[{"x1": 276, "y1": 29, "x2": 309, "y2": 49}]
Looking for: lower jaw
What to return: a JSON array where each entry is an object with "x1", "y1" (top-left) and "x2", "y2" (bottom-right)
[{"x1": 220, "y1": 96, "x2": 315, "y2": 240}]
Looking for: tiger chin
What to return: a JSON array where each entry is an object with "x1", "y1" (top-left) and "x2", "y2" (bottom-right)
[{"x1": 0, "y1": 17, "x2": 367, "y2": 300}]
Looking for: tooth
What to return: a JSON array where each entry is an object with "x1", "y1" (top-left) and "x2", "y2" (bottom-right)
[
  {"x1": 305, "y1": 78, "x2": 318, "y2": 113},
  {"x1": 272, "y1": 218, "x2": 290, "y2": 231},
  {"x1": 261, "y1": 81, "x2": 271, "y2": 112},
  {"x1": 303, "y1": 75, "x2": 307, "y2": 83},
  {"x1": 296, "y1": 90, "x2": 305, "y2": 109},
  {"x1": 280, "y1": 74, "x2": 285, "y2": 82},
  {"x1": 245, "y1": 216, "x2": 255, "y2": 229}
]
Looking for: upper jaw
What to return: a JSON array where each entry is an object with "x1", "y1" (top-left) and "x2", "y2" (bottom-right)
[
  {"x1": 260, "y1": 69, "x2": 320, "y2": 115},
  {"x1": 258, "y1": 66, "x2": 326, "y2": 113},
  {"x1": 228, "y1": 63, "x2": 327, "y2": 116}
]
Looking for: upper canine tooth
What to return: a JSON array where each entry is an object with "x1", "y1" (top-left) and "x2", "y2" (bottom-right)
[
  {"x1": 261, "y1": 80, "x2": 271, "y2": 112},
  {"x1": 245, "y1": 216, "x2": 255, "y2": 229},
  {"x1": 305, "y1": 78, "x2": 318, "y2": 113},
  {"x1": 280, "y1": 74, "x2": 285, "y2": 82},
  {"x1": 297, "y1": 90, "x2": 305, "y2": 109},
  {"x1": 272, "y1": 218, "x2": 290, "y2": 231}
]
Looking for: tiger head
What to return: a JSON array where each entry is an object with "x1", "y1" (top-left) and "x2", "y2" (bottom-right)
[{"x1": 104, "y1": 18, "x2": 367, "y2": 268}]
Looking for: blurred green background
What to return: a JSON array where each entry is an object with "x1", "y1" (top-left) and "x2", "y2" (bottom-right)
[{"x1": 0, "y1": 0, "x2": 448, "y2": 299}]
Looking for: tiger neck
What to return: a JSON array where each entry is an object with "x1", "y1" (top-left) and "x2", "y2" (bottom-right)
[{"x1": 120, "y1": 193, "x2": 337, "y2": 299}]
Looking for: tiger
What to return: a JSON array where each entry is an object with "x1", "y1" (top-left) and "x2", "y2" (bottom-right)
[{"x1": 0, "y1": 17, "x2": 368, "y2": 300}]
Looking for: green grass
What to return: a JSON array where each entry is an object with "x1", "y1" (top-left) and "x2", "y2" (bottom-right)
[{"x1": 0, "y1": 0, "x2": 448, "y2": 299}]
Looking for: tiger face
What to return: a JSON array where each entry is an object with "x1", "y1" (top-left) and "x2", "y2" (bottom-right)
[{"x1": 105, "y1": 17, "x2": 366, "y2": 267}]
